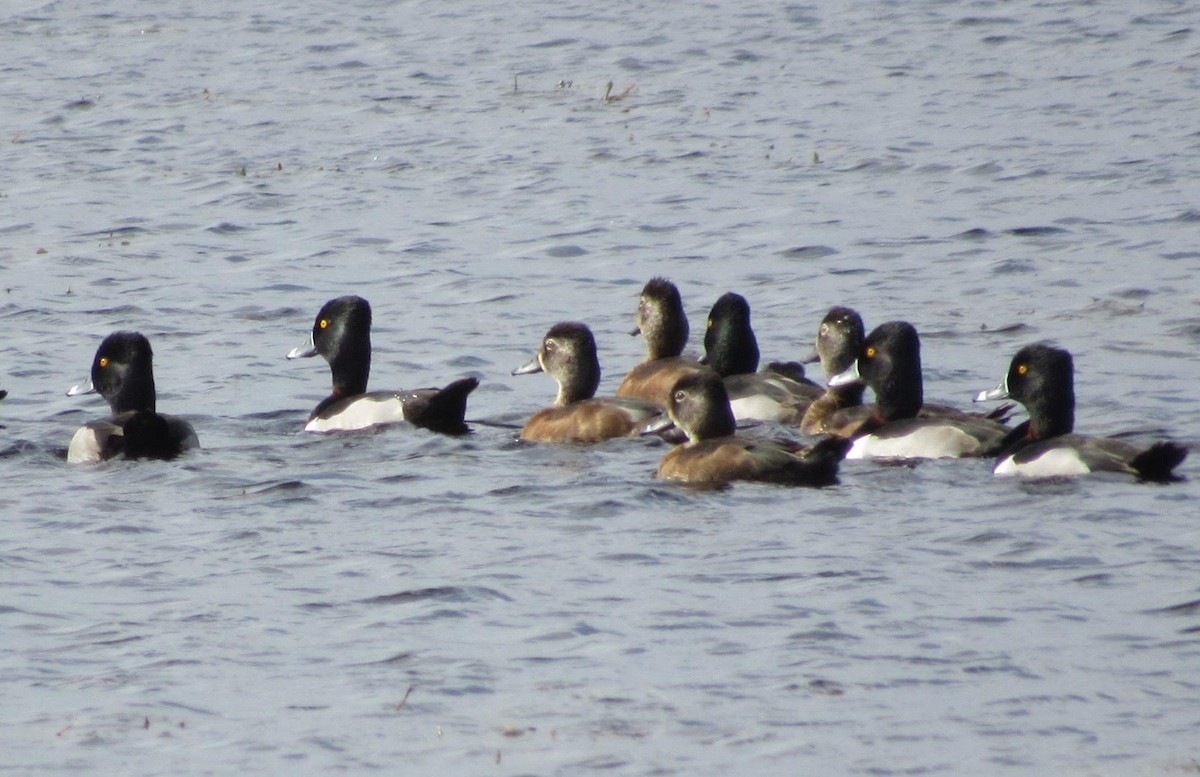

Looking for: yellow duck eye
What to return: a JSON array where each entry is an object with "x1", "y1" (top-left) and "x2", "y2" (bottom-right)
[
  {"x1": 98, "y1": 357, "x2": 109, "y2": 368},
  {"x1": 319, "y1": 319, "x2": 329, "y2": 329},
  {"x1": 1017, "y1": 364, "x2": 1028, "y2": 375},
  {"x1": 865, "y1": 346, "x2": 877, "y2": 358}
]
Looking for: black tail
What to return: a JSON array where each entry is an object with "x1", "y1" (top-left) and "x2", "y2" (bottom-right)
[
  {"x1": 980, "y1": 402, "x2": 1017, "y2": 425},
  {"x1": 765, "y1": 360, "x2": 820, "y2": 388},
  {"x1": 122, "y1": 411, "x2": 182, "y2": 460},
  {"x1": 1131, "y1": 441, "x2": 1188, "y2": 483},
  {"x1": 789, "y1": 435, "x2": 852, "y2": 486},
  {"x1": 410, "y1": 377, "x2": 479, "y2": 435}
]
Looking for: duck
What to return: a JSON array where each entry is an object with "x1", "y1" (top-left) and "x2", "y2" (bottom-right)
[
  {"x1": 616, "y1": 277, "x2": 708, "y2": 405},
  {"x1": 287, "y1": 295, "x2": 477, "y2": 434},
  {"x1": 701, "y1": 292, "x2": 822, "y2": 423},
  {"x1": 65, "y1": 331, "x2": 199, "y2": 463},
  {"x1": 827, "y1": 321, "x2": 1008, "y2": 459},
  {"x1": 976, "y1": 343, "x2": 1187, "y2": 480},
  {"x1": 800, "y1": 306, "x2": 869, "y2": 435},
  {"x1": 513, "y1": 321, "x2": 665, "y2": 443},
  {"x1": 801, "y1": 307, "x2": 1015, "y2": 436},
  {"x1": 649, "y1": 372, "x2": 849, "y2": 486}
]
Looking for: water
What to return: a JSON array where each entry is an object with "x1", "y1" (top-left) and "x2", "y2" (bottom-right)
[{"x1": 3, "y1": 0, "x2": 1200, "y2": 774}]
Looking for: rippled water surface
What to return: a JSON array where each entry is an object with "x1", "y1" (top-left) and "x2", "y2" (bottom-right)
[{"x1": 3, "y1": 1, "x2": 1200, "y2": 774}]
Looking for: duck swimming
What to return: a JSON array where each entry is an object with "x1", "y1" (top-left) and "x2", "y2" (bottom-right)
[
  {"x1": 828, "y1": 321, "x2": 1008, "y2": 459},
  {"x1": 287, "y1": 295, "x2": 477, "y2": 434},
  {"x1": 649, "y1": 372, "x2": 848, "y2": 486},
  {"x1": 701, "y1": 292, "x2": 822, "y2": 423},
  {"x1": 66, "y1": 331, "x2": 199, "y2": 463},
  {"x1": 514, "y1": 321, "x2": 664, "y2": 443},
  {"x1": 616, "y1": 277, "x2": 707, "y2": 405},
  {"x1": 976, "y1": 343, "x2": 1187, "y2": 481},
  {"x1": 802, "y1": 307, "x2": 1013, "y2": 436}
]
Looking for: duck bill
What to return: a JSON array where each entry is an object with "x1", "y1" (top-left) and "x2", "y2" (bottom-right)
[
  {"x1": 66, "y1": 377, "x2": 97, "y2": 397},
  {"x1": 827, "y1": 361, "x2": 862, "y2": 388},
  {"x1": 287, "y1": 333, "x2": 318, "y2": 360},
  {"x1": 639, "y1": 415, "x2": 677, "y2": 437},
  {"x1": 974, "y1": 381, "x2": 1010, "y2": 403},
  {"x1": 511, "y1": 354, "x2": 543, "y2": 376},
  {"x1": 628, "y1": 326, "x2": 641, "y2": 337}
]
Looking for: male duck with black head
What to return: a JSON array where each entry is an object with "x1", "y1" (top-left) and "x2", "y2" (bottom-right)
[
  {"x1": 976, "y1": 343, "x2": 1187, "y2": 480},
  {"x1": 828, "y1": 321, "x2": 1007, "y2": 459},
  {"x1": 288, "y1": 296, "x2": 478, "y2": 434},
  {"x1": 802, "y1": 307, "x2": 1013, "y2": 437},
  {"x1": 701, "y1": 292, "x2": 822, "y2": 423},
  {"x1": 513, "y1": 321, "x2": 664, "y2": 443},
  {"x1": 66, "y1": 331, "x2": 199, "y2": 463},
  {"x1": 650, "y1": 372, "x2": 849, "y2": 487},
  {"x1": 616, "y1": 277, "x2": 707, "y2": 405}
]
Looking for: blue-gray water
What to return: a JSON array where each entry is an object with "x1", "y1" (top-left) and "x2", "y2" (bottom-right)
[{"x1": 3, "y1": 1, "x2": 1200, "y2": 774}]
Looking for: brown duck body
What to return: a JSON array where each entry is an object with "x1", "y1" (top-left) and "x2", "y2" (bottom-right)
[
  {"x1": 656, "y1": 434, "x2": 845, "y2": 486},
  {"x1": 521, "y1": 397, "x2": 662, "y2": 443},
  {"x1": 652, "y1": 372, "x2": 847, "y2": 486},
  {"x1": 516, "y1": 321, "x2": 664, "y2": 444},
  {"x1": 803, "y1": 398, "x2": 1011, "y2": 438},
  {"x1": 617, "y1": 356, "x2": 708, "y2": 406}
]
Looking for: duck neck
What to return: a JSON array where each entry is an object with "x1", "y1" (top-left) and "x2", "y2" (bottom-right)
[
  {"x1": 110, "y1": 359, "x2": 157, "y2": 414},
  {"x1": 556, "y1": 357, "x2": 600, "y2": 405},
  {"x1": 699, "y1": 405, "x2": 736, "y2": 441},
  {"x1": 829, "y1": 382, "x2": 865, "y2": 408},
  {"x1": 1026, "y1": 385, "x2": 1074, "y2": 439},
  {"x1": 328, "y1": 338, "x2": 370, "y2": 397},
  {"x1": 684, "y1": 398, "x2": 737, "y2": 442},
  {"x1": 874, "y1": 362, "x2": 922, "y2": 420},
  {"x1": 645, "y1": 317, "x2": 687, "y2": 361}
]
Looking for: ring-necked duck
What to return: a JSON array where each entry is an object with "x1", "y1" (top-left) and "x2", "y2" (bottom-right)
[
  {"x1": 976, "y1": 343, "x2": 1188, "y2": 480},
  {"x1": 287, "y1": 296, "x2": 477, "y2": 434},
  {"x1": 513, "y1": 321, "x2": 664, "y2": 443},
  {"x1": 65, "y1": 331, "x2": 199, "y2": 463},
  {"x1": 648, "y1": 372, "x2": 849, "y2": 486},
  {"x1": 701, "y1": 292, "x2": 822, "y2": 423},
  {"x1": 802, "y1": 307, "x2": 1014, "y2": 436},
  {"x1": 800, "y1": 306, "x2": 868, "y2": 435},
  {"x1": 828, "y1": 321, "x2": 1007, "y2": 459},
  {"x1": 616, "y1": 277, "x2": 708, "y2": 405}
]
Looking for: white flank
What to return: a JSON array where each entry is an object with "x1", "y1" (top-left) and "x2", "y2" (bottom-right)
[
  {"x1": 846, "y1": 426, "x2": 981, "y2": 460},
  {"x1": 994, "y1": 448, "x2": 1090, "y2": 477},
  {"x1": 305, "y1": 395, "x2": 406, "y2": 432},
  {"x1": 729, "y1": 394, "x2": 785, "y2": 422}
]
